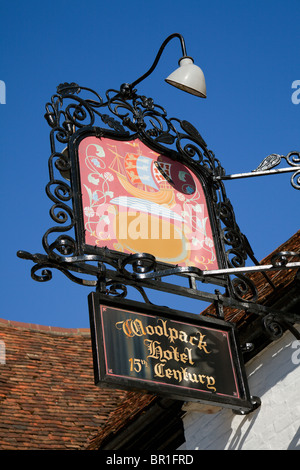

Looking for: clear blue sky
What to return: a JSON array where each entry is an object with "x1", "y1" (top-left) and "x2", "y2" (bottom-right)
[{"x1": 0, "y1": 0, "x2": 299, "y2": 328}]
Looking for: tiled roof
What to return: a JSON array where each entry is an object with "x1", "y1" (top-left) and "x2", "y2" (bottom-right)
[
  {"x1": 86, "y1": 391, "x2": 158, "y2": 450},
  {"x1": 0, "y1": 231, "x2": 299, "y2": 450},
  {"x1": 0, "y1": 320, "x2": 138, "y2": 449}
]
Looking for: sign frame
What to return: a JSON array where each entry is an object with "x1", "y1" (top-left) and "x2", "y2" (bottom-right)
[
  {"x1": 88, "y1": 291, "x2": 256, "y2": 413},
  {"x1": 68, "y1": 126, "x2": 227, "y2": 274}
]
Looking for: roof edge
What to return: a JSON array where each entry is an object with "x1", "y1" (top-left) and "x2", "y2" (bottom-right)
[{"x1": 0, "y1": 317, "x2": 90, "y2": 337}]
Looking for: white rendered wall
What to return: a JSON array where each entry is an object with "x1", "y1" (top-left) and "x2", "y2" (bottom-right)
[{"x1": 179, "y1": 326, "x2": 300, "y2": 450}]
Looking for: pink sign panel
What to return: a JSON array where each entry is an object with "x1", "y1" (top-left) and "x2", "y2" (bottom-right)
[{"x1": 77, "y1": 135, "x2": 219, "y2": 271}]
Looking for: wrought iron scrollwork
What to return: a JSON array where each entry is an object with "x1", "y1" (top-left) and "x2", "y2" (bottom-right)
[
  {"x1": 29, "y1": 82, "x2": 254, "y2": 294},
  {"x1": 262, "y1": 313, "x2": 285, "y2": 340},
  {"x1": 231, "y1": 275, "x2": 258, "y2": 303},
  {"x1": 262, "y1": 312, "x2": 300, "y2": 341},
  {"x1": 271, "y1": 251, "x2": 300, "y2": 268},
  {"x1": 17, "y1": 81, "x2": 300, "y2": 329},
  {"x1": 105, "y1": 282, "x2": 128, "y2": 299},
  {"x1": 17, "y1": 250, "x2": 98, "y2": 286},
  {"x1": 216, "y1": 195, "x2": 259, "y2": 302},
  {"x1": 253, "y1": 151, "x2": 300, "y2": 190}
]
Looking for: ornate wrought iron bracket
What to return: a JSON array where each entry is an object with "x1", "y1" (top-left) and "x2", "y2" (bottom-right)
[
  {"x1": 17, "y1": 246, "x2": 300, "y2": 342},
  {"x1": 17, "y1": 81, "x2": 300, "y2": 344},
  {"x1": 215, "y1": 152, "x2": 300, "y2": 190}
]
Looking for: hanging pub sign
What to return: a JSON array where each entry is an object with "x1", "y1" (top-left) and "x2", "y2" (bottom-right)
[
  {"x1": 69, "y1": 127, "x2": 222, "y2": 272},
  {"x1": 88, "y1": 292, "x2": 255, "y2": 413},
  {"x1": 19, "y1": 82, "x2": 265, "y2": 306}
]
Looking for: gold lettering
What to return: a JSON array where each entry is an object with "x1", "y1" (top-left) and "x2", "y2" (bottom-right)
[
  {"x1": 144, "y1": 340, "x2": 194, "y2": 366},
  {"x1": 198, "y1": 374, "x2": 206, "y2": 384},
  {"x1": 197, "y1": 332, "x2": 211, "y2": 354},
  {"x1": 154, "y1": 325, "x2": 164, "y2": 336},
  {"x1": 189, "y1": 335, "x2": 198, "y2": 346},
  {"x1": 168, "y1": 327, "x2": 178, "y2": 343},
  {"x1": 115, "y1": 315, "x2": 218, "y2": 393},
  {"x1": 152, "y1": 362, "x2": 217, "y2": 392},
  {"x1": 179, "y1": 330, "x2": 188, "y2": 343},
  {"x1": 188, "y1": 373, "x2": 198, "y2": 383},
  {"x1": 189, "y1": 332, "x2": 211, "y2": 354},
  {"x1": 157, "y1": 319, "x2": 168, "y2": 338},
  {"x1": 115, "y1": 319, "x2": 146, "y2": 337},
  {"x1": 131, "y1": 319, "x2": 146, "y2": 336},
  {"x1": 185, "y1": 347, "x2": 194, "y2": 365},
  {"x1": 163, "y1": 349, "x2": 173, "y2": 361},
  {"x1": 170, "y1": 346, "x2": 180, "y2": 362},
  {"x1": 154, "y1": 362, "x2": 165, "y2": 378},
  {"x1": 206, "y1": 376, "x2": 216, "y2": 392},
  {"x1": 115, "y1": 319, "x2": 134, "y2": 337},
  {"x1": 144, "y1": 339, "x2": 164, "y2": 362},
  {"x1": 181, "y1": 367, "x2": 188, "y2": 381},
  {"x1": 145, "y1": 324, "x2": 154, "y2": 335},
  {"x1": 180, "y1": 352, "x2": 188, "y2": 363},
  {"x1": 173, "y1": 368, "x2": 183, "y2": 382}
]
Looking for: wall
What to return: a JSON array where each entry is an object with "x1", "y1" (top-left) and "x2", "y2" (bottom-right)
[{"x1": 179, "y1": 326, "x2": 300, "y2": 450}]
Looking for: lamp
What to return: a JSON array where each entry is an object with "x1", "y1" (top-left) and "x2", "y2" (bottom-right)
[
  {"x1": 165, "y1": 56, "x2": 206, "y2": 98},
  {"x1": 124, "y1": 33, "x2": 206, "y2": 98}
]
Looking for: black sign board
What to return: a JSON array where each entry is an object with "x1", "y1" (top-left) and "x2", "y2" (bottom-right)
[{"x1": 89, "y1": 292, "x2": 254, "y2": 413}]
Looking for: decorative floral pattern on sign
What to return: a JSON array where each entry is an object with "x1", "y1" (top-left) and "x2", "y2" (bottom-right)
[{"x1": 78, "y1": 136, "x2": 218, "y2": 270}]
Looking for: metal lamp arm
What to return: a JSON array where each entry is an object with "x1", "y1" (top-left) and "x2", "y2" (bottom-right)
[{"x1": 129, "y1": 33, "x2": 188, "y2": 90}]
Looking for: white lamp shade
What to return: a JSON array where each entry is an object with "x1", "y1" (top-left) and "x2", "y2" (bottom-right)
[{"x1": 165, "y1": 57, "x2": 206, "y2": 98}]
